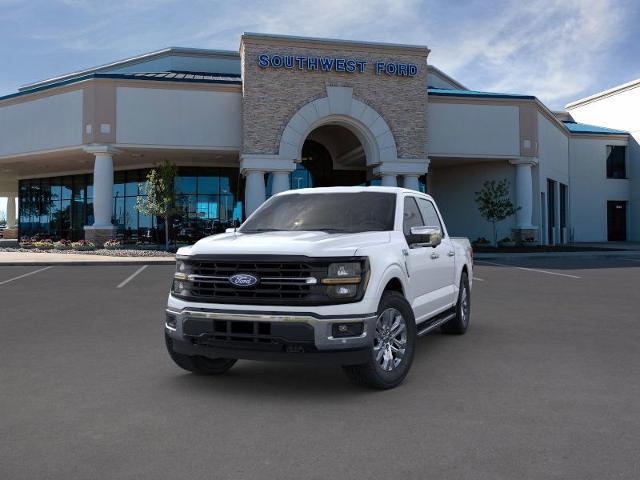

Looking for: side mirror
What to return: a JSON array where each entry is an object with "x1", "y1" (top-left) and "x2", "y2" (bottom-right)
[{"x1": 409, "y1": 226, "x2": 442, "y2": 248}]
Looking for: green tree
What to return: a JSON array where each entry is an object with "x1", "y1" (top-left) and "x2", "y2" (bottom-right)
[
  {"x1": 474, "y1": 179, "x2": 519, "y2": 246},
  {"x1": 136, "y1": 160, "x2": 178, "y2": 250}
]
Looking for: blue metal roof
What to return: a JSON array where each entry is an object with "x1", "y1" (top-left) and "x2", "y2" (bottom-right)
[
  {"x1": 562, "y1": 121, "x2": 628, "y2": 135},
  {"x1": 0, "y1": 71, "x2": 242, "y2": 102},
  {"x1": 427, "y1": 87, "x2": 535, "y2": 100}
]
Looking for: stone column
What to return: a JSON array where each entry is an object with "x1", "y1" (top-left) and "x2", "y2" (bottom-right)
[
  {"x1": 2, "y1": 195, "x2": 18, "y2": 240},
  {"x1": 380, "y1": 174, "x2": 397, "y2": 187},
  {"x1": 271, "y1": 171, "x2": 290, "y2": 195},
  {"x1": 244, "y1": 170, "x2": 266, "y2": 216},
  {"x1": 240, "y1": 154, "x2": 295, "y2": 218},
  {"x1": 402, "y1": 174, "x2": 420, "y2": 191},
  {"x1": 6, "y1": 195, "x2": 16, "y2": 228},
  {"x1": 509, "y1": 158, "x2": 538, "y2": 242},
  {"x1": 84, "y1": 145, "x2": 117, "y2": 245}
]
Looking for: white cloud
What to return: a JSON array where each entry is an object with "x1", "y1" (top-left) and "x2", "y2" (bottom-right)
[{"x1": 426, "y1": 0, "x2": 631, "y2": 108}]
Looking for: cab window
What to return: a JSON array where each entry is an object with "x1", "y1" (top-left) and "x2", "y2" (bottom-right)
[
  {"x1": 416, "y1": 198, "x2": 442, "y2": 231},
  {"x1": 403, "y1": 197, "x2": 424, "y2": 237}
]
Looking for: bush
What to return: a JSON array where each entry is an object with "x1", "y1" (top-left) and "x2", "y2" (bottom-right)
[
  {"x1": 19, "y1": 236, "x2": 34, "y2": 249},
  {"x1": 33, "y1": 239, "x2": 54, "y2": 250},
  {"x1": 103, "y1": 239, "x2": 122, "y2": 250},
  {"x1": 53, "y1": 239, "x2": 72, "y2": 250},
  {"x1": 472, "y1": 237, "x2": 490, "y2": 246},
  {"x1": 498, "y1": 237, "x2": 512, "y2": 244},
  {"x1": 71, "y1": 240, "x2": 96, "y2": 251}
]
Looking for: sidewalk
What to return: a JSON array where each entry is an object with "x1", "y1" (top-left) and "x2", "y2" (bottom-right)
[
  {"x1": 0, "y1": 251, "x2": 175, "y2": 266},
  {"x1": 475, "y1": 250, "x2": 640, "y2": 260}
]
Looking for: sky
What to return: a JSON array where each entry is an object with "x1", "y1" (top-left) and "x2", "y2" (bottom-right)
[{"x1": 1, "y1": 0, "x2": 639, "y2": 215}]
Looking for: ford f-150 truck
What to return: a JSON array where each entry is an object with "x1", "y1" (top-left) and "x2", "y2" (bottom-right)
[{"x1": 165, "y1": 187, "x2": 473, "y2": 389}]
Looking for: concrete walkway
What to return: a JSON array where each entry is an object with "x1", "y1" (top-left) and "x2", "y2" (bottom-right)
[{"x1": 0, "y1": 251, "x2": 175, "y2": 266}]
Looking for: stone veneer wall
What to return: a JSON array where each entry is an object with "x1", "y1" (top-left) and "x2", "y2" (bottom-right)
[{"x1": 240, "y1": 36, "x2": 429, "y2": 160}]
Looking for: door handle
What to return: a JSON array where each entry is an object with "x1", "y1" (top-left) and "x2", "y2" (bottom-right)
[
  {"x1": 430, "y1": 252, "x2": 439, "y2": 259},
  {"x1": 448, "y1": 250, "x2": 455, "y2": 257}
]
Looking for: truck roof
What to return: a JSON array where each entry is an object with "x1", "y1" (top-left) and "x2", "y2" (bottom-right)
[{"x1": 277, "y1": 186, "x2": 431, "y2": 197}]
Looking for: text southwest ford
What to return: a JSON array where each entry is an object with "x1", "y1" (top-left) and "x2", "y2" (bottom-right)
[{"x1": 165, "y1": 187, "x2": 473, "y2": 389}]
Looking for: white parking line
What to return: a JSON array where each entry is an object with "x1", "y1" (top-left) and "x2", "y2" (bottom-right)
[
  {"x1": 0, "y1": 266, "x2": 52, "y2": 286},
  {"x1": 624, "y1": 258, "x2": 640, "y2": 263},
  {"x1": 117, "y1": 265, "x2": 148, "y2": 289},
  {"x1": 476, "y1": 260, "x2": 581, "y2": 279},
  {"x1": 473, "y1": 277, "x2": 485, "y2": 282}
]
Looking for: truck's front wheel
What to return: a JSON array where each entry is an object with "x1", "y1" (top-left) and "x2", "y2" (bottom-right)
[
  {"x1": 165, "y1": 333, "x2": 237, "y2": 375},
  {"x1": 342, "y1": 291, "x2": 416, "y2": 389}
]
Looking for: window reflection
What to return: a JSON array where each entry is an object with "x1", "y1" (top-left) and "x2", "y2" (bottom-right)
[{"x1": 18, "y1": 167, "x2": 242, "y2": 244}]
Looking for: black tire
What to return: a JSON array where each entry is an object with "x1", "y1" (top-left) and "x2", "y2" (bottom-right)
[
  {"x1": 441, "y1": 271, "x2": 471, "y2": 335},
  {"x1": 165, "y1": 332, "x2": 237, "y2": 375},
  {"x1": 342, "y1": 291, "x2": 416, "y2": 389}
]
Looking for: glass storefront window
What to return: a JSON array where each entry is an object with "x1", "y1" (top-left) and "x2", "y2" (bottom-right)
[{"x1": 18, "y1": 166, "x2": 242, "y2": 244}]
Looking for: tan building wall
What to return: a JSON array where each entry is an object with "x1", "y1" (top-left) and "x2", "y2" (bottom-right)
[{"x1": 240, "y1": 34, "x2": 429, "y2": 160}]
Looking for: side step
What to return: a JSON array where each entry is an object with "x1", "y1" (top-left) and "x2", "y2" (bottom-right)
[{"x1": 416, "y1": 308, "x2": 456, "y2": 337}]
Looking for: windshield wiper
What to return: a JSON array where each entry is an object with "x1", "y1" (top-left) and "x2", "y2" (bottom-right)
[{"x1": 239, "y1": 228, "x2": 288, "y2": 233}]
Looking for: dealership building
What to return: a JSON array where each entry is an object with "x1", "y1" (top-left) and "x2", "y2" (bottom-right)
[{"x1": 0, "y1": 33, "x2": 637, "y2": 245}]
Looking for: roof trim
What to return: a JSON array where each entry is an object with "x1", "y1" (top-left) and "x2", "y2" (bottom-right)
[
  {"x1": 427, "y1": 65, "x2": 467, "y2": 90},
  {"x1": 562, "y1": 121, "x2": 629, "y2": 135},
  {"x1": 1, "y1": 72, "x2": 242, "y2": 103},
  {"x1": 565, "y1": 77, "x2": 640, "y2": 109},
  {"x1": 241, "y1": 32, "x2": 430, "y2": 55},
  {"x1": 428, "y1": 87, "x2": 535, "y2": 100},
  {"x1": 19, "y1": 47, "x2": 240, "y2": 92}
]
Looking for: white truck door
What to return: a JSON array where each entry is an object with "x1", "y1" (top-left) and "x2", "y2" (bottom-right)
[
  {"x1": 402, "y1": 196, "x2": 445, "y2": 322},
  {"x1": 416, "y1": 197, "x2": 457, "y2": 310}
]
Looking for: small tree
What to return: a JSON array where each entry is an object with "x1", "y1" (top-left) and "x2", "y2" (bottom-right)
[
  {"x1": 474, "y1": 179, "x2": 519, "y2": 246},
  {"x1": 136, "y1": 160, "x2": 178, "y2": 250}
]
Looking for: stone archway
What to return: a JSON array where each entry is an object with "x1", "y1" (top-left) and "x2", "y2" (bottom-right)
[{"x1": 278, "y1": 86, "x2": 398, "y2": 166}]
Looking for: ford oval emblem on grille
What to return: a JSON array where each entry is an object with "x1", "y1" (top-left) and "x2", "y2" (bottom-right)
[{"x1": 229, "y1": 273, "x2": 259, "y2": 288}]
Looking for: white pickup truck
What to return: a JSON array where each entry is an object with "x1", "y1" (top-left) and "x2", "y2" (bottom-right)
[{"x1": 165, "y1": 187, "x2": 473, "y2": 389}]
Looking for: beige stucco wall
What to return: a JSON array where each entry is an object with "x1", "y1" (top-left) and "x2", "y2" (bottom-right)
[{"x1": 240, "y1": 35, "x2": 429, "y2": 160}]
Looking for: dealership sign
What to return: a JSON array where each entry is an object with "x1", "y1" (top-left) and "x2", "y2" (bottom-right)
[{"x1": 257, "y1": 53, "x2": 418, "y2": 77}]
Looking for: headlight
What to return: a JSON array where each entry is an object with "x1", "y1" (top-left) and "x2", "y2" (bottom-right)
[
  {"x1": 172, "y1": 279, "x2": 191, "y2": 296},
  {"x1": 174, "y1": 259, "x2": 191, "y2": 280},
  {"x1": 323, "y1": 262, "x2": 364, "y2": 298},
  {"x1": 323, "y1": 262, "x2": 362, "y2": 284}
]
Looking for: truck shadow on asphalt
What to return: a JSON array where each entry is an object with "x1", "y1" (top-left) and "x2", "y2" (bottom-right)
[{"x1": 162, "y1": 331, "x2": 454, "y2": 398}]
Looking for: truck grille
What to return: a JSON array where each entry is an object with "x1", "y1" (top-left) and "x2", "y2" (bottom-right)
[{"x1": 178, "y1": 256, "x2": 339, "y2": 305}]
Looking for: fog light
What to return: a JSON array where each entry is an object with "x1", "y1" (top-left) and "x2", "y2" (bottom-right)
[
  {"x1": 327, "y1": 284, "x2": 357, "y2": 298},
  {"x1": 332, "y1": 322, "x2": 364, "y2": 338},
  {"x1": 166, "y1": 312, "x2": 177, "y2": 329}
]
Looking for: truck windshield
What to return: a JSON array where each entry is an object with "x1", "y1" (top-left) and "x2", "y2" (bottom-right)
[{"x1": 240, "y1": 192, "x2": 396, "y2": 234}]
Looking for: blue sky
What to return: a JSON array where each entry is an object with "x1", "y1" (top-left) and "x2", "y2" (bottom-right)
[{"x1": 1, "y1": 0, "x2": 639, "y2": 108}]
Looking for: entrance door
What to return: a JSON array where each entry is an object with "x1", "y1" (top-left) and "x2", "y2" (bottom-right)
[{"x1": 607, "y1": 201, "x2": 627, "y2": 241}]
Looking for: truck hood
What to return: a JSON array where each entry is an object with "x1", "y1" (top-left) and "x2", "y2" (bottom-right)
[{"x1": 181, "y1": 231, "x2": 392, "y2": 257}]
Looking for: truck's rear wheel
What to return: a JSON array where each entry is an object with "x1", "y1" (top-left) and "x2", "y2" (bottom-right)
[
  {"x1": 342, "y1": 291, "x2": 416, "y2": 389},
  {"x1": 164, "y1": 332, "x2": 237, "y2": 375},
  {"x1": 441, "y1": 271, "x2": 470, "y2": 335}
]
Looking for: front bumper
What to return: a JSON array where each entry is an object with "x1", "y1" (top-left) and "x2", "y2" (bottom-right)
[{"x1": 165, "y1": 307, "x2": 377, "y2": 365}]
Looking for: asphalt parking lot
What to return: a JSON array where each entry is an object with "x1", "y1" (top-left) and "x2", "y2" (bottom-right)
[{"x1": 1, "y1": 257, "x2": 640, "y2": 480}]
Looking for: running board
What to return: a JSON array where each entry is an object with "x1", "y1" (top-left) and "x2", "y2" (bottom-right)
[{"x1": 416, "y1": 308, "x2": 456, "y2": 337}]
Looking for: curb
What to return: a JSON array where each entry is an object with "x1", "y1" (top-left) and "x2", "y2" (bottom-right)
[
  {"x1": 475, "y1": 250, "x2": 640, "y2": 260},
  {"x1": 0, "y1": 259, "x2": 176, "y2": 266}
]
